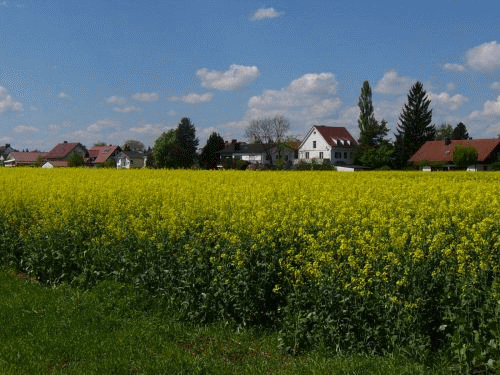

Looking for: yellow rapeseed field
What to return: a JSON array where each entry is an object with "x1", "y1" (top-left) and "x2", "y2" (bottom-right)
[{"x1": 1, "y1": 168, "x2": 499, "y2": 363}]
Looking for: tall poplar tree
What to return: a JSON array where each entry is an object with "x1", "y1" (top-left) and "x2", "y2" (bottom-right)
[
  {"x1": 393, "y1": 81, "x2": 435, "y2": 168},
  {"x1": 355, "y1": 80, "x2": 391, "y2": 167}
]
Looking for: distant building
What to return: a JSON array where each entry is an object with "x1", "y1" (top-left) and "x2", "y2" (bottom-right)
[
  {"x1": 4, "y1": 151, "x2": 47, "y2": 167},
  {"x1": 298, "y1": 125, "x2": 357, "y2": 165},
  {"x1": 116, "y1": 150, "x2": 149, "y2": 169},
  {"x1": 88, "y1": 145, "x2": 121, "y2": 166},
  {"x1": 408, "y1": 138, "x2": 500, "y2": 170},
  {"x1": 45, "y1": 141, "x2": 88, "y2": 166}
]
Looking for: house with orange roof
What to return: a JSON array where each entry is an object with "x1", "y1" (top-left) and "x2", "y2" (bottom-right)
[
  {"x1": 88, "y1": 145, "x2": 121, "y2": 167},
  {"x1": 298, "y1": 125, "x2": 357, "y2": 165},
  {"x1": 45, "y1": 141, "x2": 88, "y2": 167},
  {"x1": 408, "y1": 138, "x2": 500, "y2": 170}
]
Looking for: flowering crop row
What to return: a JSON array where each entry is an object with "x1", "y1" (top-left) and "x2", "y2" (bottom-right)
[{"x1": 1, "y1": 168, "x2": 499, "y2": 367}]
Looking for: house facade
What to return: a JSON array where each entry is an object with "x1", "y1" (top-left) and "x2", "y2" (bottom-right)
[
  {"x1": 88, "y1": 145, "x2": 121, "y2": 166},
  {"x1": 298, "y1": 125, "x2": 357, "y2": 165},
  {"x1": 218, "y1": 140, "x2": 298, "y2": 167},
  {"x1": 4, "y1": 151, "x2": 47, "y2": 167},
  {"x1": 408, "y1": 138, "x2": 500, "y2": 170},
  {"x1": 46, "y1": 141, "x2": 88, "y2": 164},
  {"x1": 116, "y1": 150, "x2": 148, "y2": 169}
]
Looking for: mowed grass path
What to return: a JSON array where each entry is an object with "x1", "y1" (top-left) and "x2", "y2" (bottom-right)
[{"x1": 0, "y1": 269, "x2": 450, "y2": 374}]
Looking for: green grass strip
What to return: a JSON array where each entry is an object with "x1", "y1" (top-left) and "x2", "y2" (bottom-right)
[{"x1": 0, "y1": 268, "x2": 452, "y2": 374}]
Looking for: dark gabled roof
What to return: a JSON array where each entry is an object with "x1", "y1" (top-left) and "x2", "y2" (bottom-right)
[
  {"x1": 46, "y1": 142, "x2": 87, "y2": 159},
  {"x1": 409, "y1": 139, "x2": 500, "y2": 164},
  {"x1": 117, "y1": 150, "x2": 148, "y2": 159},
  {"x1": 88, "y1": 145, "x2": 121, "y2": 164},
  {"x1": 0, "y1": 144, "x2": 17, "y2": 156}
]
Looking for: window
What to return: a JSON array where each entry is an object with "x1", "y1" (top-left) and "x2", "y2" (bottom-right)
[
  {"x1": 294, "y1": 150, "x2": 299, "y2": 159},
  {"x1": 313, "y1": 141, "x2": 316, "y2": 148},
  {"x1": 305, "y1": 152, "x2": 309, "y2": 159},
  {"x1": 334, "y1": 152, "x2": 341, "y2": 159},
  {"x1": 344, "y1": 152, "x2": 348, "y2": 159},
  {"x1": 285, "y1": 155, "x2": 289, "y2": 161},
  {"x1": 319, "y1": 152, "x2": 324, "y2": 159}
]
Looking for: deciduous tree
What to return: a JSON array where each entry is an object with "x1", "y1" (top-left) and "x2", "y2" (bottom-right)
[
  {"x1": 245, "y1": 115, "x2": 290, "y2": 165},
  {"x1": 452, "y1": 146, "x2": 478, "y2": 169}
]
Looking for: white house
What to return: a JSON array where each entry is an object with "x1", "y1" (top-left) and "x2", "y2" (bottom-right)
[
  {"x1": 116, "y1": 151, "x2": 148, "y2": 169},
  {"x1": 298, "y1": 125, "x2": 357, "y2": 165},
  {"x1": 218, "y1": 140, "x2": 299, "y2": 167}
]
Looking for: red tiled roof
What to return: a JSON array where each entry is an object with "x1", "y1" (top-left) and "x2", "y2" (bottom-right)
[
  {"x1": 88, "y1": 145, "x2": 120, "y2": 164},
  {"x1": 301, "y1": 125, "x2": 357, "y2": 148},
  {"x1": 409, "y1": 139, "x2": 500, "y2": 164},
  {"x1": 46, "y1": 142, "x2": 85, "y2": 159},
  {"x1": 7, "y1": 152, "x2": 47, "y2": 164}
]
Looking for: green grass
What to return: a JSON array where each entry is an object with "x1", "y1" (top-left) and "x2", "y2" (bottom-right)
[{"x1": 0, "y1": 268, "x2": 454, "y2": 374}]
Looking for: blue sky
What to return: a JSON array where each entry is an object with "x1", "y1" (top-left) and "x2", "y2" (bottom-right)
[{"x1": 1, "y1": 0, "x2": 499, "y2": 151}]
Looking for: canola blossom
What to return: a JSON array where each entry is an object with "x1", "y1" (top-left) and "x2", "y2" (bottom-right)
[{"x1": 0, "y1": 168, "x2": 499, "y2": 366}]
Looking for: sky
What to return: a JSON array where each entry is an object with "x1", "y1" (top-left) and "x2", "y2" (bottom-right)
[{"x1": 1, "y1": 0, "x2": 500, "y2": 151}]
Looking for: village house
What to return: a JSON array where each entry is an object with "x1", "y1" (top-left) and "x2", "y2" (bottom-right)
[
  {"x1": 4, "y1": 151, "x2": 47, "y2": 167},
  {"x1": 298, "y1": 125, "x2": 357, "y2": 165},
  {"x1": 408, "y1": 138, "x2": 500, "y2": 171},
  {"x1": 44, "y1": 141, "x2": 89, "y2": 167},
  {"x1": 115, "y1": 150, "x2": 149, "y2": 169},
  {"x1": 88, "y1": 145, "x2": 121, "y2": 167},
  {"x1": 218, "y1": 140, "x2": 299, "y2": 167}
]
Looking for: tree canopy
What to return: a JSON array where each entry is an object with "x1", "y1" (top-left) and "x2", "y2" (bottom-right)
[
  {"x1": 151, "y1": 117, "x2": 199, "y2": 169},
  {"x1": 151, "y1": 129, "x2": 177, "y2": 168},
  {"x1": 200, "y1": 132, "x2": 225, "y2": 169},
  {"x1": 355, "y1": 81, "x2": 392, "y2": 168},
  {"x1": 123, "y1": 140, "x2": 145, "y2": 152},
  {"x1": 245, "y1": 115, "x2": 290, "y2": 165},
  {"x1": 452, "y1": 146, "x2": 478, "y2": 169},
  {"x1": 452, "y1": 122, "x2": 470, "y2": 140},
  {"x1": 393, "y1": 81, "x2": 435, "y2": 168}
]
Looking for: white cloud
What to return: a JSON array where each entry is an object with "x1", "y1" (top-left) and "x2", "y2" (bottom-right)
[
  {"x1": 132, "y1": 92, "x2": 159, "y2": 102},
  {"x1": 86, "y1": 119, "x2": 120, "y2": 133},
  {"x1": 249, "y1": 7, "x2": 283, "y2": 21},
  {"x1": 58, "y1": 92, "x2": 69, "y2": 99},
  {"x1": 428, "y1": 92, "x2": 468, "y2": 111},
  {"x1": 491, "y1": 82, "x2": 500, "y2": 90},
  {"x1": 113, "y1": 106, "x2": 142, "y2": 113},
  {"x1": 375, "y1": 69, "x2": 414, "y2": 94},
  {"x1": 469, "y1": 96, "x2": 500, "y2": 119},
  {"x1": 197, "y1": 65, "x2": 260, "y2": 90},
  {"x1": 169, "y1": 92, "x2": 213, "y2": 104},
  {"x1": 466, "y1": 41, "x2": 500, "y2": 71},
  {"x1": 167, "y1": 109, "x2": 178, "y2": 117},
  {"x1": 246, "y1": 72, "x2": 341, "y2": 125},
  {"x1": 13, "y1": 125, "x2": 39, "y2": 134},
  {"x1": 447, "y1": 83, "x2": 455, "y2": 91},
  {"x1": 443, "y1": 63, "x2": 465, "y2": 72},
  {"x1": 105, "y1": 96, "x2": 127, "y2": 105},
  {"x1": 0, "y1": 86, "x2": 23, "y2": 113},
  {"x1": 129, "y1": 123, "x2": 167, "y2": 135},
  {"x1": 0, "y1": 136, "x2": 12, "y2": 143}
]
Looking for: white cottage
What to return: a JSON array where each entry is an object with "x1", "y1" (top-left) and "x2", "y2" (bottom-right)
[{"x1": 298, "y1": 125, "x2": 357, "y2": 165}]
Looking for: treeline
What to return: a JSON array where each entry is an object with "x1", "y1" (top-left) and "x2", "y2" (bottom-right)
[{"x1": 355, "y1": 80, "x2": 472, "y2": 169}]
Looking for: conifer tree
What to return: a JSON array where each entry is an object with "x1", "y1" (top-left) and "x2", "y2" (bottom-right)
[{"x1": 393, "y1": 81, "x2": 435, "y2": 168}]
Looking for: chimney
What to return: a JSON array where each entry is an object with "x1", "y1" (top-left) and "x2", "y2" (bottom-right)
[
  {"x1": 444, "y1": 138, "x2": 451, "y2": 145},
  {"x1": 64, "y1": 141, "x2": 68, "y2": 144}
]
